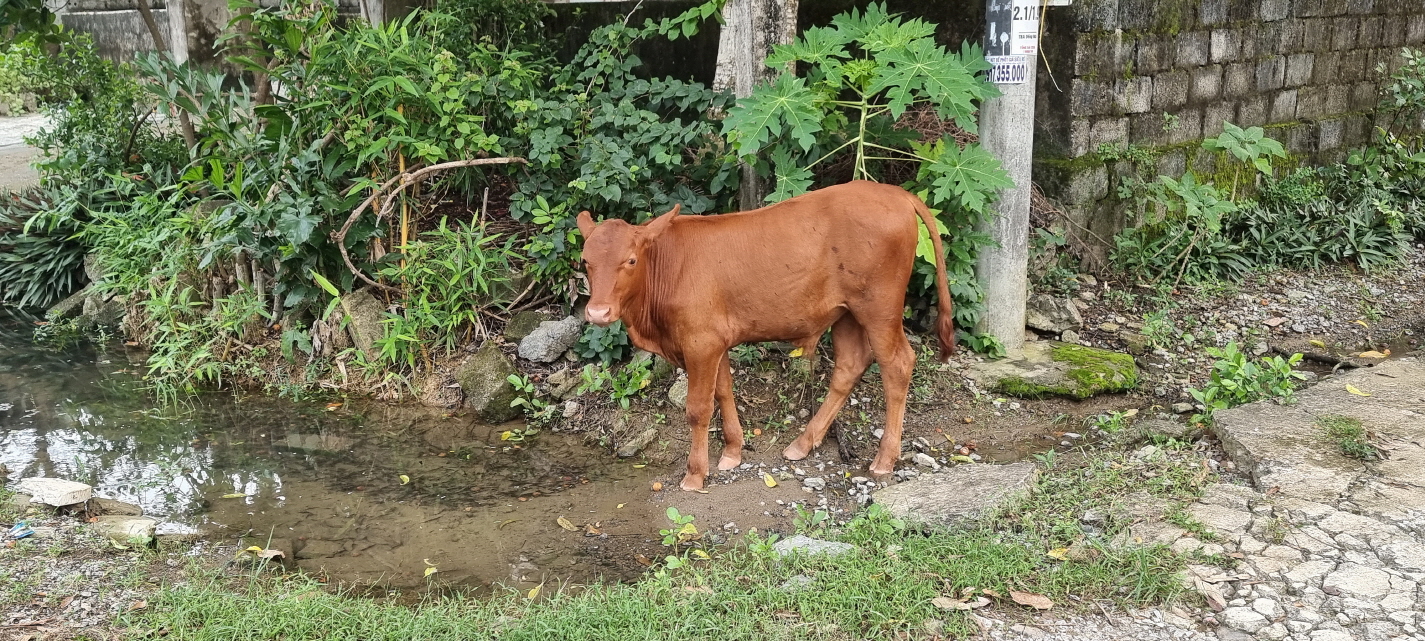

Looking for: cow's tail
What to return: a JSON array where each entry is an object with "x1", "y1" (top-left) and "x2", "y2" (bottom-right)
[{"x1": 910, "y1": 195, "x2": 957, "y2": 361}]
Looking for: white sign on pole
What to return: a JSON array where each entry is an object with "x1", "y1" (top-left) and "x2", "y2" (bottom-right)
[{"x1": 1012, "y1": 0, "x2": 1040, "y2": 56}]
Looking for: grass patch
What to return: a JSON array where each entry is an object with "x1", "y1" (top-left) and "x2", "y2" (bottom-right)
[
  {"x1": 124, "y1": 448, "x2": 1208, "y2": 640},
  {"x1": 1317, "y1": 414, "x2": 1380, "y2": 461}
]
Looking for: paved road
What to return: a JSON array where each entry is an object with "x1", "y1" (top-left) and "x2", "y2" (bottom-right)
[{"x1": 0, "y1": 113, "x2": 47, "y2": 193}]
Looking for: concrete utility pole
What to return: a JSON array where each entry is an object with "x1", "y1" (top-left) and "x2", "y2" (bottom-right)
[
  {"x1": 974, "y1": 0, "x2": 1040, "y2": 351},
  {"x1": 714, "y1": 0, "x2": 798, "y2": 210}
]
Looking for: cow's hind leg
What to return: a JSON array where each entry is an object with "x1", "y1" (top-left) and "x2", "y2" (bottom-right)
[
  {"x1": 680, "y1": 347, "x2": 722, "y2": 491},
  {"x1": 783, "y1": 315, "x2": 872, "y2": 461},
  {"x1": 864, "y1": 319, "x2": 915, "y2": 479},
  {"x1": 715, "y1": 352, "x2": 744, "y2": 470}
]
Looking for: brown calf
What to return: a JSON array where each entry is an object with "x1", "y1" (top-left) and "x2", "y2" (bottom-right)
[{"x1": 576, "y1": 181, "x2": 955, "y2": 490}]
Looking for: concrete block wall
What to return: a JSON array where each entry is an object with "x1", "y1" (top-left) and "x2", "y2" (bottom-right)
[{"x1": 1036, "y1": 0, "x2": 1425, "y2": 266}]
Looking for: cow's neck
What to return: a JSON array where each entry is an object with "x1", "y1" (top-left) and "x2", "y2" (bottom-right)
[{"x1": 620, "y1": 236, "x2": 681, "y2": 365}]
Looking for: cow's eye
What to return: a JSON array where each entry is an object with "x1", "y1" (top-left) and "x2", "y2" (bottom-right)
[{"x1": 627, "y1": 258, "x2": 636, "y2": 266}]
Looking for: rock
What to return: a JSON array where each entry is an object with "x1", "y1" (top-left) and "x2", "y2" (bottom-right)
[
  {"x1": 89, "y1": 498, "x2": 143, "y2": 516},
  {"x1": 1060, "y1": 329, "x2": 1080, "y2": 344},
  {"x1": 1122, "y1": 333, "x2": 1148, "y2": 355},
  {"x1": 1322, "y1": 563, "x2": 1392, "y2": 599},
  {"x1": 1008, "y1": 624, "x2": 1047, "y2": 638},
  {"x1": 1220, "y1": 606, "x2": 1269, "y2": 633},
  {"x1": 340, "y1": 288, "x2": 386, "y2": 359},
  {"x1": 1098, "y1": 322, "x2": 1120, "y2": 332},
  {"x1": 912, "y1": 452, "x2": 937, "y2": 468},
  {"x1": 83, "y1": 254, "x2": 105, "y2": 283},
  {"x1": 650, "y1": 356, "x2": 675, "y2": 382},
  {"x1": 517, "y1": 316, "x2": 584, "y2": 363},
  {"x1": 453, "y1": 345, "x2": 521, "y2": 423},
  {"x1": 779, "y1": 574, "x2": 815, "y2": 592},
  {"x1": 81, "y1": 293, "x2": 125, "y2": 328},
  {"x1": 275, "y1": 432, "x2": 352, "y2": 455},
  {"x1": 6, "y1": 492, "x2": 32, "y2": 510},
  {"x1": 1078, "y1": 273, "x2": 1098, "y2": 287},
  {"x1": 965, "y1": 342, "x2": 1137, "y2": 400},
  {"x1": 91, "y1": 516, "x2": 157, "y2": 546},
  {"x1": 1171, "y1": 402, "x2": 1194, "y2": 414},
  {"x1": 546, "y1": 368, "x2": 582, "y2": 400},
  {"x1": 771, "y1": 535, "x2": 855, "y2": 558},
  {"x1": 1252, "y1": 597, "x2": 1283, "y2": 619},
  {"x1": 802, "y1": 477, "x2": 826, "y2": 491},
  {"x1": 616, "y1": 427, "x2": 659, "y2": 458},
  {"x1": 1025, "y1": 294, "x2": 1083, "y2": 333},
  {"x1": 562, "y1": 400, "x2": 580, "y2": 418},
  {"x1": 872, "y1": 462, "x2": 1037, "y2": 529},
  {"x1": 503, "y1": 311, "x2": 551, "y2": 342},
  {"x1": 16, "y1": 477, "x2": 92, "y2": 506},
  {"x1": 667, "y1": 375, "x2": 689, "y2": 409},
  {"x1": 47, "y1": 284, "x2": 92, "y2": 320},
  {"x1": 1188, "y1": 503, "x2": 1252, "y2": 536}
]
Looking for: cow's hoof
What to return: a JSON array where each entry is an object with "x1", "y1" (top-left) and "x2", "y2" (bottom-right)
[
  {"x1": 717, "y1": 452, "x2": 742, "y2": 471},
  {"x1": 782, "y1": 439, "x2": 812, "y2": 461},
  {"x1": 868, "y1": 462, "x2": 896, "y2": 479},
  {"x1": 680, "y1": 474, "x2": 706, "y2": 491}
]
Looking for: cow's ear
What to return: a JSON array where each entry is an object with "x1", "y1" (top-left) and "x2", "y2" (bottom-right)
[
  {"x1": 576, "y1": 210, "x2": 595, "y2": 238},
  {"x1": 642, "y1": 204, "x2": 680, "y2": 242}
]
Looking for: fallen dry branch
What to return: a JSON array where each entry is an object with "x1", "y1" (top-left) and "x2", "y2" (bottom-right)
[{"x1": 333, "y1": 157, "x2": 527, "y2": 293}]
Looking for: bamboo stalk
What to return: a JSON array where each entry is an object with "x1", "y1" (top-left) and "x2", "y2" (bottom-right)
[{"x1": 398, "y1": 105, "x2": 408, "y2": 272}]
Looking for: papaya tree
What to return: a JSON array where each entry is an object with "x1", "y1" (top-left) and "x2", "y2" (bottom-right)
[{"x1": 721, "y1": 2, "x2": 1011, "y2": 331}]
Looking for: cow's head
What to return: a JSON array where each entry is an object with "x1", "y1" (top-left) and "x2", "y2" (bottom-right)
[{"x1": 576, "y1": 204, "x2": 680, "y2": 326}]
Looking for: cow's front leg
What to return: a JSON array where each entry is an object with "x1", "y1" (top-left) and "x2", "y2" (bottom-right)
[
  {"x1": 680, "y1": 350, "x2": 721, "y2": 491},
  {"x1": 715, "y1": 352, "x2": 743, "y2": 470}
]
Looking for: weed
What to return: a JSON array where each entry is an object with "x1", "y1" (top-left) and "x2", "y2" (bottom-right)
[
  {"x1": 1317, "y1": 414, "x2": 1380, "y2": 461},
  {"x1": 1187, "y1": 342, "x2": 1305, "y2": 422},
  {"x1": 791, "y1": 506, "x2": 831, "y2": 537},
  {"x1": 507, "y1": 373, "x2": 555, "y2": 425},
  {"x1": 1088, "y1": 410, "x2": 1133, "y2": 433}
]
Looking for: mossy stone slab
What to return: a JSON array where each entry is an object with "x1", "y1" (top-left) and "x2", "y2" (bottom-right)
[{"x1": 966, "y1": 341, "x2": 1138, "y2": 400}]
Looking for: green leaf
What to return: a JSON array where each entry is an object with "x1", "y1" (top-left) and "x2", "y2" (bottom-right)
[
  {"x1": 765, "y1": 147, "x2": 813, "y2": 203},
  {"x1": 311, "y1": 271, "x2": 340, "y2": 296},
  {"x1": 722, "y1": 74, "x2": 823, "y2": 157},
  {"x1": 924, "y1": 141, "x2": 1012, "y2": 214},
  {"x1": 277, "y1": 210, "x2": 320, "y2": 246},
  {"x1": 765, "y1": 26, "x2": 851, "y2": 70}
]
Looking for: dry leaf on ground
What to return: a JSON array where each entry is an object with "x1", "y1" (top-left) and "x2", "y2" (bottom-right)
[{"x1": 1009, "y1": 590, "x2": 1053, "y2": 610}]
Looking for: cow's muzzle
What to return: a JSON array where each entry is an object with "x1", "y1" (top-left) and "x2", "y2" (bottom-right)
[{"x1": 585, "y1": 305, "x2": 615, "y2": 326}]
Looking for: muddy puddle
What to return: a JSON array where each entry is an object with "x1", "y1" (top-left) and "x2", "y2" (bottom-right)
[
  {"x1": 0, "y1": 315, "x2": 686, "y2": 597},
  {"x1": 0, "y1": 311, "x2": 1100, "y2": 599}
]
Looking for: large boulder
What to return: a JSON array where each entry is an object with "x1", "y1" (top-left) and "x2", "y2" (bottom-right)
[
  {"x1": 340, "y1": 288, "x2": 386, "y2": 360},
  {"x1": 504, "y1": 311, "x2": 552, "y2": 342},
  {"x1": 517, "y1": 316, "x2": 584, "y2": 362},
  {"x1": 1025, "y1": 294, "x2": 1083, "y2": 334},
  {"x1": 47, "y1": 284, "x2": 92, "y2": 320},
  {"x1": 873, "y1": 462, "x2": 1038, "y2": 529},
  {"x1": 965, "y1": 341, "x2": 1137, "y2": 400},
  {"x1": 455, "y1": 344, "x2": 521, "y2": 423},
  {"x1": 81, "y1": 293, "x2": 126, "y2": 328}
]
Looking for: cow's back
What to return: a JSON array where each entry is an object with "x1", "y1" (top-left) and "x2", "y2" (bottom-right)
[{"x1": 651, "y1": 181, "x2": 920, "y2": 344}]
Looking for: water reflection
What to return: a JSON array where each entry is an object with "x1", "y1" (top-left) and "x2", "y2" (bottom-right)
[{"x1": 0, "y1": 310, "x2": 659, "y2": 592}]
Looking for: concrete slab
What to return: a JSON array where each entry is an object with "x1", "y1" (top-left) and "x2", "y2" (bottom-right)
[{"x1": 1212, "y1": 357, "x2": 1425, "y2": 526}]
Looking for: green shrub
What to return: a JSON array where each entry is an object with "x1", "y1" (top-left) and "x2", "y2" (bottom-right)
[
  {"x1": 0, "y1": 187, "x2": 85, "y2": 309},
  {"x1": 1186, "y1": 342, "x2": 1304, "y2": 422}
]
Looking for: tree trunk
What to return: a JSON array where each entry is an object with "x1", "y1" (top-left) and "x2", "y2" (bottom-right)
[
  {"x1": 714, "y1": 0, "x2": 799, "y2": 211},
  {"x1": 133, "y1": 0, "x2": 197, "y2": 154}
]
